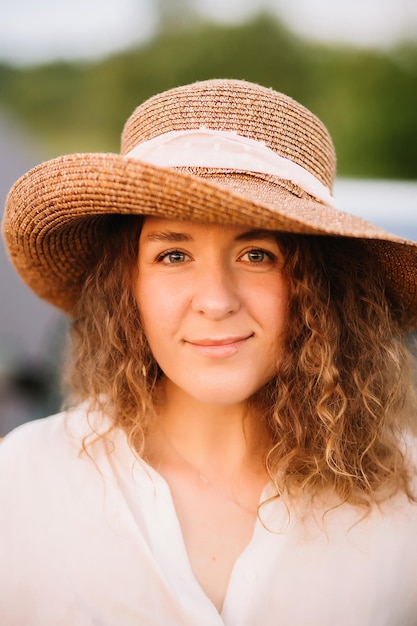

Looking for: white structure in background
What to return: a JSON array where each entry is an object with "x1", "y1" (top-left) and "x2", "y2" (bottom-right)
[{"x1": 335, "y1": 178, "x2": 417, "y2": 240}]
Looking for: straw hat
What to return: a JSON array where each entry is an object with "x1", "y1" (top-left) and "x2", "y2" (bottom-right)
[{"x1": 2, "y1": 78, "x2": 417, "y2": 327}]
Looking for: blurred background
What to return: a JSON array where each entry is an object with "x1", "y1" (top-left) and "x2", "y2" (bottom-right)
[{"x1": 1, "y1": 0, "x2": 416, "y2": 435}]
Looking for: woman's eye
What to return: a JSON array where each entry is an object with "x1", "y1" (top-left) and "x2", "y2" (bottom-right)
[
  {"x1": 241, "y1": 248, "x2": 275, "y2": 263},
  {"x1": 157, "y1": 250, "x2": 189, "y2": 264}
]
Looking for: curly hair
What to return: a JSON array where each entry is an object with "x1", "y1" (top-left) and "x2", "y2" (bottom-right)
[
  {"x1": 65, "y1": 215, "x2": 416, "y2": 507},
  {"x1": 261, "y1": 235, "x2": 416, "y2": 508}
]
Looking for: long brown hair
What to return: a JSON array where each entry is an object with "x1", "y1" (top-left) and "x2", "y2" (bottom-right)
[
  {"x1": 65, "y1": 215, "x2": 416, "y2": 506},
  {"x1": 261, "y1": 235, "x2": 416, "y2": 507}
]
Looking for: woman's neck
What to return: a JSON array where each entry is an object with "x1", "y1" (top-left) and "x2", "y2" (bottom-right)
[{"x1": 147, "y1": 378, "x2": 270, "y2": 484}]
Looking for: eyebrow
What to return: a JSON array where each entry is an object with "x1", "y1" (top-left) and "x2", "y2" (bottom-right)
[
  {"x1": 142, "y1": 231, "x2": 193, "y2": 243},
  {"x1": 142, "y1": 228, "x2": 277, "y2": 244},
  {"x1": 234, "y1": 229, "x2": 278, "y2": 242}
]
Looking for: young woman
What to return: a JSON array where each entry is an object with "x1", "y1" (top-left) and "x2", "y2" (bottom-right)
[{"x1": 1, "y1": 79, "x2": 417, "y2": 625}]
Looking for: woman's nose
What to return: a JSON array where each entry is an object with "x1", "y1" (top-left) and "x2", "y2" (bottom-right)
[{"x1": 191, "y1": 264, "x2": 241, "y2": 320}]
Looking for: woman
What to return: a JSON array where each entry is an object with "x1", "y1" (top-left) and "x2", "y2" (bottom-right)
[{"x1": 1, "y1": 79, "x2": 417, "y2": 625}]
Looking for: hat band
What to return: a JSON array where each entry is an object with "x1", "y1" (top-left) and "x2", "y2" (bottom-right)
[{"x1": 125, "y1": 128, "x2": 335, "y2": 207}]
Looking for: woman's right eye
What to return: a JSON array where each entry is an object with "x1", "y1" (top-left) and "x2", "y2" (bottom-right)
[{"x1": 156, "y1": 250, "x2": 189, "y2": 264}]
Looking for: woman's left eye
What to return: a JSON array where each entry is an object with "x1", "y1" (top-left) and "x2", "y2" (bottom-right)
[{"x1": 240, "y1": 248, "x2": 276, "y2": 263}]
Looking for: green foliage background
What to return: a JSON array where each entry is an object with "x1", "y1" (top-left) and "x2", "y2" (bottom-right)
[{"x1": 1, "y1": 14, "x2": 416, "y2": 179}]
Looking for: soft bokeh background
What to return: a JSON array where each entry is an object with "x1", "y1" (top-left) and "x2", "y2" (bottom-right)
[{"x1": 1, "y1": 0, "x2": 416, "y2": 434}]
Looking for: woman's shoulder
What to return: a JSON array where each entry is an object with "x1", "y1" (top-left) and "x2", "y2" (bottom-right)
[
  {"x1": 1, "y1": 411, "x2": 69, "y2": 458},
  {"x1": 0, "y1": 405, "x2": 124, "y2": 512},
  {"x1": 0, "y1": 404, "x2": 108, "y2": 465}
]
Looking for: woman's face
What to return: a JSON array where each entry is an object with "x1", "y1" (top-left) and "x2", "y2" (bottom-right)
[{"x1": 134, "y1": 218, "x2": 289, "y2": 407}]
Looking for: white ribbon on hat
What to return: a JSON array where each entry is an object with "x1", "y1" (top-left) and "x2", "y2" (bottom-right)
[{"x1": 125, "y1": 128, "x2": 335, "y2": 207}]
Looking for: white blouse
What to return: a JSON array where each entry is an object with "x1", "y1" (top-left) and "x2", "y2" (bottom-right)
[{"x1": 1, "y1": 407, "x2": 417, "y2": 626}]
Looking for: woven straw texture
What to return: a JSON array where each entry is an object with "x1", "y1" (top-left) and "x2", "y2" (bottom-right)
[{"x1": 2, "y1": 79, "x2": 417, "y2": 327}]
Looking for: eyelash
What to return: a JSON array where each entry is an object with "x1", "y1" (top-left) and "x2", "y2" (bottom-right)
[
  {"x1": 239, "y1": 248, "x2": 277, "y2": 264},
  {"x1": 154, "y1": 247, "x2": 278, "y2": 265},
  {"x1": 155, "y1": 249, "x2": 190, "y2": 264}
]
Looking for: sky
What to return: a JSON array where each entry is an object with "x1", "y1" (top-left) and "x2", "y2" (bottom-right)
[{"x1": 1, "y1": 0, "x2": 417, "y2": 66}]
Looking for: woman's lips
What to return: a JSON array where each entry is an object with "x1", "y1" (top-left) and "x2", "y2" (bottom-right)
[{"x1": 185, "y1": 335, "x2": 252, "y2": 358}]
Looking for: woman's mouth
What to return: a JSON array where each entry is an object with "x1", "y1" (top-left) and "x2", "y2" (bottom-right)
[{"x1": 185, "y1": 335, "x2": 253, "y2": 358}]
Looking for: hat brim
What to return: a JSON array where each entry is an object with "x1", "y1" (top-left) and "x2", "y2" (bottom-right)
[{"x1": 3, "y1": 152, "x2": 417, "y2": 327}]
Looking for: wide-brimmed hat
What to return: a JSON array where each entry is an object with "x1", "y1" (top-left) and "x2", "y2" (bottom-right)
[{"x1": 2, "y1": 78, "x2": 417, "y2": 327}]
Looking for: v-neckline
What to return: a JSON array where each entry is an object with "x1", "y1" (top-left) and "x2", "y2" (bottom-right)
[
  {"x1": 137, "y1": 457, "x2": 274, "y2": 616},
  {"x1": 106, "y1": 425, "x2": 282, "y2": 621}
]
